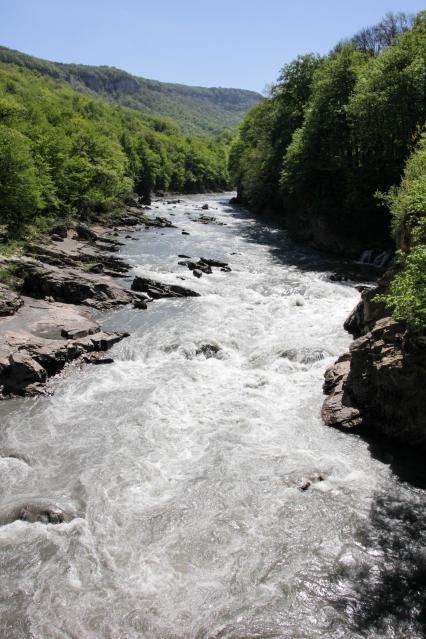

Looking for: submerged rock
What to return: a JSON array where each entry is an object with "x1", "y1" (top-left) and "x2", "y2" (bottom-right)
[
  {"x1": 0, "y1": 498, "x2": 74, "y2": 526},
  {"x1": 195, "y1": 344, "x2": 221, "y2": 358}
]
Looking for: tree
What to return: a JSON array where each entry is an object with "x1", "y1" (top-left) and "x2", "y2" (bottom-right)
[{"x1": 0, "y1": 124, "x2": 43, "y2": 234}]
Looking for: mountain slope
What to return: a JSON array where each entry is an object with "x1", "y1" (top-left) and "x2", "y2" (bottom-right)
[{"x1": 0, "y1": 46, "x2": 262, "y2": 137}]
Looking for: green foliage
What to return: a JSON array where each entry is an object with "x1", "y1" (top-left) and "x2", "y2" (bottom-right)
[
  {"x1": 376, "y1": 133, "x2": 426, "y2": 328},
  {"x1": 0, "y1": 124, "x2": 44, "y2": 235},
  {"x1": 0, "y1": 46, "x2": 262, "y2": 137},
  {"x1": 377, "y1": 247, "x2": 426, "y2": 327},
  {"x1": 382, "y1": 132, "x2": 426, "y2": 247},
  {"x1": 230, "y1": 10, "x2": 426, "y2": 248},
  {"x1": 0, "y1": 262, "x2": 19, "y2": 289},
  {"x1": 0, "y1": 62, "x2": 231, "y2": 236},
  {"x1": 229, "y1": 54, "x2": 320, "y2": 212}
]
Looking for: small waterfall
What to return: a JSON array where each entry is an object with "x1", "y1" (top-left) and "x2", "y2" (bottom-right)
[{"x1": 358, "y1": 249, "x2": 393, "y2": 268}]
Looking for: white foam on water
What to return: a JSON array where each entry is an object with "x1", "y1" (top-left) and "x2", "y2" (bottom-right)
[{"x1": 0, "y1": 194, "x2": 424, "y2": 639}]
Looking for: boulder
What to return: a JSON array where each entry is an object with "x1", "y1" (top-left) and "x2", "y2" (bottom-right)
[
  {"x1": 142, "y1": 216, "x2": 174, "y2": 229},
  {"x1": 75, "y1": 222, "x2": 98, "y2": 242},
  {"x1": 8, "y1": 351, "x2": 47, "y2": 387},
  {"x1": 199, "y1": 257, "x2": 228, "y2": 268},
  {"x1": 50, "y1": 224, "x2": 68, "y2": 239},
  {"x1": 76, "y1": 222, "x2": 98, "y2": 242},
  {"x1": 0, "y1": 498, "x2": 74, "y2": 526},
  {"x1": 131, "y1": 276, "x2": 200, "y2": 299},
  {"x1": 0, "y1": 284, "x2": 22, "y2": 317},
  {"x1": 196, "y1": 344, "x2": 221, "y2": 358}
]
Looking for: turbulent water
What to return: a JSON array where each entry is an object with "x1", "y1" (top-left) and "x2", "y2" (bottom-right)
[{"x1": 0, "y1": 195, "x2": 425, "y2": 639}]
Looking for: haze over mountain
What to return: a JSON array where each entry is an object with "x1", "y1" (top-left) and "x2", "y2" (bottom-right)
[{"x1": 0, "y1": 46, "x2": 262, "y2": 137}]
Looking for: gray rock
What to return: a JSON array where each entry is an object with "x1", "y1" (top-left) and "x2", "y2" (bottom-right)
[
  {"x1": 196, "y1": 344, "x2": 221, "y2": 358},
  {"x1": 0, "y1": 498, "x2": 74, "y2": 526},
  {"x1": 0, "y1": 284, "x2": 22, "y2": 317},
  {"x1": 76, "y1": 222, "x2": 98, "y2": 242},
  {"x1": 131, "y1": 276, "x2": 200, "y2": 299},
  {"x1": 322, "y1": 317, "x2": 426, "y2": 449},
  {"x1": 15, "y1": 259, "x2": 132, "y2": 308},
  {"x1": 50, "y1": 224, "x2": 68, "y2": 239},
  {"x1": 199, "y1": 257, "x2": 228, "y2": 268}
]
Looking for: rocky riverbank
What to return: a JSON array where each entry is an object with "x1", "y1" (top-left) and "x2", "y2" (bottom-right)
[
  {"x1": 322, "y1": 271, "x2": 426, "y2": 450},
  {"x1": 0, "y1": 201, "x2": 206, "y2": 400}
]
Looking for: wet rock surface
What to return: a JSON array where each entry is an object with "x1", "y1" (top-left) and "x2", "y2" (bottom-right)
[
  {"x1": 178, "y1": 256, "x2": 231, "y2": 276},
  {"x1": 0, "y1": 498, "x2": 74, "y2": 525},
  {"x1": 131, "y1": 276, "x2": 200, "y2": 299}
]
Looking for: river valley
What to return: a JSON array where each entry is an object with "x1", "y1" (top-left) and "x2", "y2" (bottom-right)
[{"x1": 0, "y1": 194, "x2": 425, "y2": 639}]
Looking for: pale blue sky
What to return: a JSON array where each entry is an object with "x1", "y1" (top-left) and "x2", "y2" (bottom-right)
[{"x1": 0, "y1": 1, "x2": 424, "y2": 91}]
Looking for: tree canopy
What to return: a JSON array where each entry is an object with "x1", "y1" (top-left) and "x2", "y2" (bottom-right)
[
  {"x1": 230, "y1": 11, "x2": 426, "y2": 253},
  {"x1": 0, "y1": 62, "x2": 231, "y2": 236}
]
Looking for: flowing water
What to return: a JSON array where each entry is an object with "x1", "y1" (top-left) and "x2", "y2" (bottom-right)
[{"x1": 0, "y1": 195, "x2": 425, "y2": 639}]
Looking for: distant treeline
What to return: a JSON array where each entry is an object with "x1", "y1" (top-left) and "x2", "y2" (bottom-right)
[
  {"x1": 229, "y1": 11, "x2": 426, "y2": 257},
  {"x1": 0, "y1": 46, "x2": 263, "y2": 137},
  {"x1": 0, "y1": 63, "x2": 231, "y2": 237}
]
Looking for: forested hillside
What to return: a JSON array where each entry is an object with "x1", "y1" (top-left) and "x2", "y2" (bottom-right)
[
  {"x1": 230, "y1": 11, "x2": 425, "y2": 259},
  {"x1": 0, "y1": 46, "x2": 262, "y2": 137},
  {"x1": 0, "y1": 62, "x2": 231, "y2": 238}
]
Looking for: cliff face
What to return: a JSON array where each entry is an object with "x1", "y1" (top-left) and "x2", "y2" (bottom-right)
[{"x1": 322, "y1": 275, "x2": 426, "y2": 449}]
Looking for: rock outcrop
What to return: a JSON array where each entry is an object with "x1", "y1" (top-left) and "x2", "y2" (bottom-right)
[
  {"x1": 322, "y1": 279, "x2": 426, "y2": 449},
  {"x1": 26, "y1": 240, "x2": 129, "y2": 275},
  {"x1": 0, "y1": 298, "x2": 128, "y2": 398},
  {"x1": 13, "y1": 258, "x2": 133, "y2": 309}
]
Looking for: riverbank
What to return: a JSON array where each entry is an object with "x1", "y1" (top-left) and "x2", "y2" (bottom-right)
[{"x1": 0, "y1": 200, "x2": 206, "y2": 399}]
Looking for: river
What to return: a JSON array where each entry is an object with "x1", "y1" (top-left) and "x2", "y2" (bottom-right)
[{"x1": 0, "y1": 194, "x2": 425, "y2": 638}]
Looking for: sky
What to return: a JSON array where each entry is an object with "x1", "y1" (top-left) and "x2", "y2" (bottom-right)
[{"x1": 0, "y1": 0, "x2": 424, "y2": 92}]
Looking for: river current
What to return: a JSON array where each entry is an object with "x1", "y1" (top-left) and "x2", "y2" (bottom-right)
[{"x1": 0, "y1": 194, "x2": 425, "y2": 638}]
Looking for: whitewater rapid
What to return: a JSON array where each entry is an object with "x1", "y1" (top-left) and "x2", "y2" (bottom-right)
[{"x1": 0, "y1": 195, "x2": 424, "y2": 638}]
